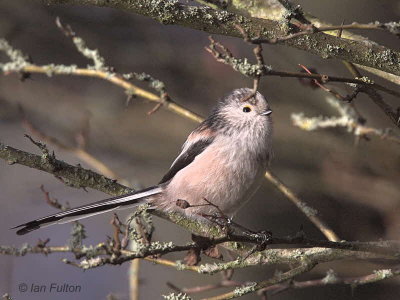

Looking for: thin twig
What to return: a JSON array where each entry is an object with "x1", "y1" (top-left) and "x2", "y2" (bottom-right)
[
  {"x1": 291, "y1": 96, "x2": 400, "y2": 145},
  {"x1": 20, "y1": 106, "x2": 125, "y2": 182},
  {"x1": 251, "y1": 22, "x2": 400, "y2": 44},
  {"x1": 203, "y1": 261, "x2": 316, "y2": 300},
  {"x1": 264, "y1": 170, "x2": 340, "y2": 242},
  {"x1": 258, "y1": 267, "x2": 400, "y2": 296},
  {"x1": 40, "y1": 185, "x2": 69, "y2": 211},
  {"x1": 205, "y1": 36, "x2": 400, "y2": 99},
  {"x1": 129, "y1": 259, "x2": 140, "y2": 300},
  {"x1": 0, "y1": 34, "x2": 339, "y2": 242}
]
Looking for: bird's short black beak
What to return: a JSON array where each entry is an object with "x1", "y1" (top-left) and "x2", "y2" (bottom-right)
[{"x1": 260, "y1": 109, "x2": 272, "y2": 116}]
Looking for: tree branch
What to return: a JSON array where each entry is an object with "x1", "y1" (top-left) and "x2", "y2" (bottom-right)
[
  {"x1": 206, "y1": 36, "x2": 400, "y2": 129},
  {"x1": 228, "y1": 0, "x2": 400, "y2": 85},
  {"x1": 1, "y1": 5, "x2": 399, "y2": 298},
  {"x1": 292, "y1": 95, "x2": 400, "y2": 145},
  {"x1": 203, "y1": 261, "x2": 316, "y2": 300},
  {"x1": 0, "y1": 31, "x2": 341, "y2": 241},
  {"x1": 0, "y1": 141, "x2": 131, "y2": 195},
  {"x1": 38, "y1": 0, "x2": 400, "y2": 76},
  {"x1": 258, "y1": 267, "x2": 400, "y2": 297}
]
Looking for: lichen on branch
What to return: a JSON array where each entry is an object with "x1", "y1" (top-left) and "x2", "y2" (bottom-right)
[{"x1": 41, "y1": 0, "x2": 400, "y2": 76}]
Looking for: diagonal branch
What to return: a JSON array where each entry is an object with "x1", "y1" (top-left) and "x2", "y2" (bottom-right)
[
  {"x1": 0, "y1": 142, "x2": 132, "y2": 195},
  {"x1": 203, "y1": 261, "x2": 317, "y2": 300},
  {"x1": 38, "y1": 0, "x2": 400, "y2": 76},
  {"x1": 228, "y1": 0, "x2": 400, "y2": 86},
  {"x1": 291, "y1": 96, "x2": 400, "y2": 145},
  {"x1": 205, "y1": 36, "x2": 400, "y2": 99},
  {"x1": 0, "y1": 34, "x2": 340, "y2": 241}
]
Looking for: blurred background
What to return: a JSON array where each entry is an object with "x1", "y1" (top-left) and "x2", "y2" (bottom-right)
[{"x1": 0, "y1": 0, "x2": 399, "y2": 299}]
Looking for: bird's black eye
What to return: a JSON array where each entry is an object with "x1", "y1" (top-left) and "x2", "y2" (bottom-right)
[{"x1": 242, "y1": 106, "x2": 252, "y2": 113}]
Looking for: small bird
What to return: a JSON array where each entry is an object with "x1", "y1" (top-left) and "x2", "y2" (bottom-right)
[{"x1": 14, "y1": 88, "x2": 273, "y2": 235}]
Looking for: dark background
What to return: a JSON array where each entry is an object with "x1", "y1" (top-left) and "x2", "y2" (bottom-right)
[{"x1": 0, "y1": 0, "x2": 399, "y2": 299}]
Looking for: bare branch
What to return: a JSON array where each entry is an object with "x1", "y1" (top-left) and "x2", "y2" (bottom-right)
[
  {"x1": 229, "y1": 0, "x2": 400, "y2": 85},
  {"x1": 1, "y1": 16, "x2": 400, "y2": 299},
  {"x1": 35, "y1": 0, "x2": 400, "y2": 76},
  {"x1": 264, "y1": 170, "x2": 339, "y2": 242},
  {"x1": 205, "y1": 36, "x2": 400, "y2": 99},
  {"x1": 292, "y1": 96, "x2": 400, "y2": 145},
  {"x1": 20, "y1": 106, "x2": 125, "y2": 182},
  {"x1": 204, "y1": 261, "x2": 316, "y2": 300},
  {"x1": 0, "y1": 38, "x2": 203, "y2": 123},
  {"x1": 0, "y1": 141, "x2": 131, "y2": 195},
  {"x1": 258, "y1": 267, "x2": 400, "y2": 296},
  {"x1": 0, "y1": 32, "x2": 340, "y2": 245}
]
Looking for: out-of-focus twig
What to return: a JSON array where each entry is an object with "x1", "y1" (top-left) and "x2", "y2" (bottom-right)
[
  {"x1": 229, "y1": 0, "x2": 400, "y2": 86},
  {"x1": 264, "y1": 170, "x2": 340, "y2": 242},
  {"x1": 0, "y1": 27, "x2": 339, "y2": 243},
  {"x1": 167, "y1": 269, "x2": 241, "y2": 295},
  {"x1": 2, "y1": 293, "x2": 12, "y2": 300},
  {"x1": 20, "y1": 106, "x2": 127, "y2": 182},
  {"x1": 203, "y1": 261, "x2": 316, "y2": 300},
  {"x1": 257, "y1": 267, "x2": 400, "y2": 297},
  {"x1": 36, "y1": 0, "x2": 400, "y2": 77},
  {"x1": 292, "y1": 62, "x2": 400, "y2": 145},
  {"x1": 205, "y1": 36, "x2": 400, "y2": 99},
  {"x1": 0, "y1": 36, "x2": 202, "y2": 123},
  {"x1": 129, "y1": 260, "x2": 140, "y2": 300},
  {"x1": 291, "y1": 96, "x2": 400, "y2": 145},
  {"x1": 40, "y1": 184, "x2": 70, "y2": 211},
  {"x1": 247, "y1": 22, "x2": 400, "y2": 44}
]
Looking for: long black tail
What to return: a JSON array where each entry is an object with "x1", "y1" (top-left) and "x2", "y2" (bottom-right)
[{"x1": 13, "y1": 186, "x2": 162, "y2": 235}]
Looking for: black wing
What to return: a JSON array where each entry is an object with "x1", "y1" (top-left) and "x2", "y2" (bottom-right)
[{"x1": 159, "y1": 138, "x2": 214, "y2": 184}]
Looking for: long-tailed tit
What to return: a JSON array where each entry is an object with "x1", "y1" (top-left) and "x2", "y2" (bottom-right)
[{"x1": 14, "y1": 88, "x2": 273, "y2": 235}]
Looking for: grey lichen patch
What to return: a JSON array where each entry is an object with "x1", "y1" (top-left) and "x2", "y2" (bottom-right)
[
  {"x1": 326, "y1": 44, "x2": 345, "y2": 56},
  {"x1": 2, "y1": 293, "x2": 12, "y2": 300},
  {"x1": 292, "y1": 96, "x2": 360, "y2": 134},
  {"x1": 322, "y1": 269, "x2": 339, "y2": 284},
  {"x1": 228, "y1": 241, "x2": 247, "y2": 251},
  {"x1": 0, "y1": 38, "x2": 28, "y2": 62},
  {"x1": 158, "y1": 210, "x2": 225, "y2": 238},
  {"x1": 383, "y1": 21, "x2": 400, "y2": 36},
  {"x1": 215, "y1": 54, "x2": 270, "y2": 78},
  {"x1": 77, "y1": 256, "x2": 105, "y2": 269},
  {"x1": 233, "y1": 282, "x2": 257, "y2": 297},
  {"x1": 124, "y1": 72, "x2": 166, "y2": 93},
  {"x1": 138, "y1": 0, "x2": 181, "y2": 25},
  {"x1": 41, "y1": 64, "x2": 78, "y2": 77},
  {"x1": 232, "y1": 57, "x2": 266, "y2": 77},
  {"x1": 198, "y1": 258, "x2": 243, "y2": 274},
  {"x1": 72, "y1": 36, "x2": 107, "y2": 70},
  {"x1": 373, "y1": 269, "x2": 393, "y2": 280},
  {"x1": 0, "y1": 38, "x2": 29, "y2": 72},
  {"x1": 0, "y1": 243, "x2": 30, "y2": 256},
  {"x1": 129, "y1": 239, "x2": 147, "y2": 255},
  {"x1": 69, "y1": 222, "x2": 87, "y2": 249},
  {"x1": 162, "y1": 293, "x2": 192, "y2": 300},
  {"x1": 178, "y1": 4, "x2": 234, "y2": 29},
  {"x1": 81, "y1": 245, "x2": 102, "y2": 259},
  {"x1": 231, "y1": 0, "x2": 285, "y2": 20},
  {"x1": 256, "y1": 248, "x2": 279, "y2": 264},
  {"x1": 375, "y1": 49, "x2": 398, "y2": 67},
  {"x1": 355, "y1": 76, "x2": 374, "y2": 84},
  {"x1": 298, "y1": 201, "x2": 318, "y2": 217},
  {"x1": 174, "y1": 260, "x2": 186, "y2": 271},
  {"x1": 291, "y1": 249, "x2": 306, "y2": 259},
  {"x1": 148, "y1": 241, "x2": 175, "y2": 251}
]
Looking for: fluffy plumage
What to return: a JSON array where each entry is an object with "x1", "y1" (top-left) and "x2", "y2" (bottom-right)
[{"x1": 14, "y1": 88, "x2": 273, "y2": 235}]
